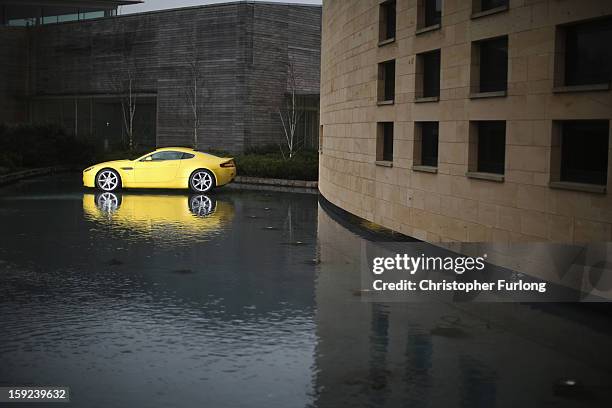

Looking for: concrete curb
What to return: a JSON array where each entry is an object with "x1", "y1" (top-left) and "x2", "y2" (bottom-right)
[
  {"x1": 0, "y1": 166, "x2": 71, "y2": 186},
  {"x1": 233, "y1": 176, "x2": 318, "y2": 189}
]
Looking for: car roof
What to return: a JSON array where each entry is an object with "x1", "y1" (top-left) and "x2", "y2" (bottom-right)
[{"x1": 154, "y1": 147, "x2": 196, "y2": 153}]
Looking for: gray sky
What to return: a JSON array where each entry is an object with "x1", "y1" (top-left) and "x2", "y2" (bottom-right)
[{"x1": 120, "y1": 0, "x2": 322, "y2": 14}]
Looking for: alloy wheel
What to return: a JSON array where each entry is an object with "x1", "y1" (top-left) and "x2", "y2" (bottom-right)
[
  {"x1": 191, "y1": 171, "x2": 213, "y2": 192},
  {"x1": 97, "y1": 170, "x2": 119, "y2": 191}
]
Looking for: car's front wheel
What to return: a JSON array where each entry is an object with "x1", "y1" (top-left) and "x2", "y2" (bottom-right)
[
  {"x1": 189, "y1": 169, "x2": 215, "y2": 193},
  {"x1": 189, "y1": 194, "x2": 216, "y2": 216},
  {"x1": 96, "y1": 169, "x2": 121, "y2": 192}
]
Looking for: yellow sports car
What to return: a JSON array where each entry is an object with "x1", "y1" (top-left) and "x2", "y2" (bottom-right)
[{"x1": 83, "y1": 147, "x2": 236, "y2": 193}]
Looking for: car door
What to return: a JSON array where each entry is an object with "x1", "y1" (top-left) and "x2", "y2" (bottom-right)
[{"x1": 133, "y1": 151, "x2": 183, "y2": 186}]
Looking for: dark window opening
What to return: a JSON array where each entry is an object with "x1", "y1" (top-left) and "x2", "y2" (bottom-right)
[
  {"x1": 378, "y1": 122, "x2": 394, "y2": 162},
  {"x1": 564, "y1": 17, "x2": 612, "y2": 86},
  {"x1": 422, "y1": 50, "x2": 441, "y2": 98},
  {"x1": 480, "y1": 0, "x2": 508, "y2": 12},
  {"x1": 379, "y1": 0, "x2": 396, "y2": 42},
  {"x1": 424, "y1": 0, "x2": 442, "y2": 27},
  {"x1": 478, "y1": 36, "x2": 508, "y2": 92},
  {"x1": 560, "y1": 121, "x2": 609, "y2": 185},
  {"x1": 379, "y1": 60, "x2": 396, "y2": 102},
  {"x1": 477, "y1": 121, "x2": 506, "y2": 174},
  {"x1": 421, "y1": 122, "x2": 439, "y2": 167},
  {"x1": 182, "y1": 153, "x2": 195, "y2": 159}
]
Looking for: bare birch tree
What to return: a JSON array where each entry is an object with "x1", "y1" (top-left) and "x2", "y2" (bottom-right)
[
  {"x1": 182, "y1": 40, "x2": 208, "y2": 149},
  {"x1": 111, "y1": 21, "x2": 139, "y2": 150},
  {"x1": 116, "y1": 64, "x2": 138, "y2": 150},
  {"x1": 278, "y1": 61, "x2": 303, "y2": 160}
]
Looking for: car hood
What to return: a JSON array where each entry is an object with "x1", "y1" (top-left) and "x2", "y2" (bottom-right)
[{"x1": 95, "y1": 159, "x2": 133, "y2": 168}]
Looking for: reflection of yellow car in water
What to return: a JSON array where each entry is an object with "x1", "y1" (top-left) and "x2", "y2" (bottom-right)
[
  {"x1": 82, "y1": 147, "x2": 236, "y2": 193},
  {"x1": 82, "y1": 192, "x2": 235, "y2": 237}
]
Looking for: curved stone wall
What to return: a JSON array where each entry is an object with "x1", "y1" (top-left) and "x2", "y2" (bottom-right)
[{"x1": 319, "y1": 0, "x2": 612, "y2": 243}]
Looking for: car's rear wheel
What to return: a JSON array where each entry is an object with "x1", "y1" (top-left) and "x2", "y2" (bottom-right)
[
  {"x1": 96, "y1": 169, "x2": 121, "y2": 192},
  {"x1": 189, "y1": 169, "x2": 215, "y2": 193}
]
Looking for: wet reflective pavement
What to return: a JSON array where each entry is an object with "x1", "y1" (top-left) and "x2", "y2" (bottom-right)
[{"x1": 1, "y1": 174, "x2": 612, "y2": 407}]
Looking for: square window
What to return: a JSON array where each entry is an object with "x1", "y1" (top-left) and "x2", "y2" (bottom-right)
[
  {"x1": 415, "y1": 122, "x2": 439, "y2": 167},
  {"x1": 378, "y1": 60, "x2": 396, "y2": 102},
  {"x1": 379, "y1": 0, "x2": 396, "y2": 43},
  {"x1": 472, "y1": 36, "x2": 508, "y2": 93},
  {"x1": 562, "y1": 17, "x2": 612, "y2": 87},
  {"x1": 560, "y1": 121, "x2": 609, "y2": 185},
  {"x1": 377, "y1": 122, "x2": 394, "y2": 162},
  {"x1": 482, "y1": 0, "x2": 508, "y2": 11},
  {"x1": 470, "y1": 121, "x2": 506, "y2": 174},
  {"x1": 418, "y1": 0, "x2": 442, "y2": 29},
  {"x1": 416, "y1": 49, "x2": 441, "y2": 98}
]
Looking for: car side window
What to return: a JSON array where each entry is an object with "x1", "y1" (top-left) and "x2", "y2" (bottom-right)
[
  {"x1": 147, "y1": 151, "x2": 184, "y2": 161},
  {"x1": 182, "y1": 153, "x2": 195, "y2": 159}
]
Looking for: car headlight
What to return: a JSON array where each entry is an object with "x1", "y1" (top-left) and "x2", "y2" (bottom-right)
[{"x1": 83, "y1": 167, "x2": 94, "y2": 173}]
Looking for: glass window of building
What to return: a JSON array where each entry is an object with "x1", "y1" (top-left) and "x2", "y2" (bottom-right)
[
  {"x1": 377, "y1": 122, "x2": 394, "y2": 162},
  {"x1": 560, "y1": 121, "x2": 609, "y2": 185},
  {"x1": 563, "y1": 17, "x2": 612, "y2": 87},
  {"x1": 477, "y1": 0, "x2": 509, "y2": 13},
  {"x1": 417, "y1": 0, "x2": 442, "y2": 30},
  {"x1": 419, "y1": 122, "x2": 439, "y2": 167},
  {"x1": 476, "y1": 121, "x2": 506, "y2": 174},
  {"x1": 417, "y1": 49, "x2": 441, "y2": 98},
  {"x1": 6, "y1": 5, "x2": 38, "y2": 26},
  {"x1": 424, "y1": 0, "x2": 442, "y2": 28},
  {"x1": 42, "y1": 6, "x2": 80, "y2": 24},
  {"x1": 378, "y1": 60, "x2": 396, "y2": 103},
  {"x1": 476, "y1": 36, "x2": 508, "y2": 93},
  {"x1": 80, "y1": 9, "x2": 105, "y2": 20},
  {"x1": 379, "y1": 0, "x2": 396, "y2": 43}
]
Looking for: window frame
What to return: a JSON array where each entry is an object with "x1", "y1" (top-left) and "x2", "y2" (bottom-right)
[
  {"x1": 416, "y1": 49, "x2": 441, "y2": 100},
  {"x1": 470, "y1": 35, "x2": 508, "y2": 96},
  {"x1": 413, "y1": 121, "x2": 439, "y2": 171},
  {"x1": 378, "y1": 0, "x2": 397, "y2": 45},
  {"x1": 376, "y1": 122, "x2": 394, "y2": 163},
  {"x1": 377, "y1": 59, "x2": 396, "y2": 104},
  {"x1": 417, "y1": 0, "x2": 442, "y2": 32},
  {"x1": 467, "y1": 121, "x2": 506, "y2": 181},
  {"x1": 555, "y1": 17, "x2": 612, "y2": 89},
  {"x1": 550, "y1": 120, "x2": 610, "y2": 188},
  {"x1": 471, "y1": 0, "x2": 509, "y2": 17}
]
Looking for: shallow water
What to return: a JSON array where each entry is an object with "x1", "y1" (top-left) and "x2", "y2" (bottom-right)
[{"x1": 1, "y1": 175, "x2": 612, "y2": 407}]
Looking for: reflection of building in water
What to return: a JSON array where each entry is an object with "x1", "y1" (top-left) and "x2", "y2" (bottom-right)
[{"x1": 314, "y1": 202, "x2": 612, "y2": 407}]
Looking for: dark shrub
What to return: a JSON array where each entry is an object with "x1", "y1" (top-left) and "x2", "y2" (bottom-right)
[
  {"x1": 0, "y1": 124, "x2": 96, "y2": 170},
  {"x1": 235, "y1": 150, "x2": 318, "y2": 181}
]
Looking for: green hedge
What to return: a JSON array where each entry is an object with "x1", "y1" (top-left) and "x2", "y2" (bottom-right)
[
  {"x1": 235, "y1": 150, "x2": 318, "y2": 181},
  {"x1": 0, "y1": 124, "x2": 96, "y2": 171}
]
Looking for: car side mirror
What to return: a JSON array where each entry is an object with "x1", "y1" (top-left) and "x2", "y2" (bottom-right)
[{"x1": 143, "y1": 156, "x2": 153, "y2": 162}]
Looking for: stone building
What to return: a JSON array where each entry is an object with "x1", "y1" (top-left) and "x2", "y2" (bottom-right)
[
  {"x1": 0, "y1": 0, "x2": 321, "y2": 153},
  {"x1": 319, "y1": 0, "x2": 612, "y2": 244}
]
